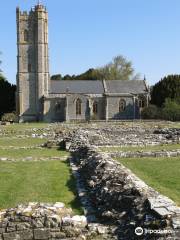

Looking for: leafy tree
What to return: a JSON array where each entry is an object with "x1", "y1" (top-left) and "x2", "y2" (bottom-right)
[
  {"x1": 151, "y1": 75, "x2": 180, "y2": 107},
  {"x1": 51, "y1": 55, "x2": 139, "y2": 81},
  {"x1": 0, "y1": 75, "x2": 16, "y2": 118},
  {"x1": 98, "y1": 55, "x2": 140, "y2": 80},
  {"x1": 73, "y1": 68, "x2": 101, "y2": 80},
  {"x1": 0, "y1": 51, "x2": 2, "y2": 72},
  {"x1": 63, "y1": 74, "x2": 73, "y2": 80},
  {"x1": 51, "y1": 74, "x2": 62, "y2": 80}
]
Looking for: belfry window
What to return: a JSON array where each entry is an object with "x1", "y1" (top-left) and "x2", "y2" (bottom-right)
[
  {"x1": 24, "y1": 30, "x2": 29, "y2": 42},
  {"x1": 93, "y1": 101, "x2": 98, "y2": 114},
  {"x1": 28, "y1": 64, "x2": 32, "y2": 72},
  {"x1": 119, "y1": 99, "x2": 126, "y2": 112},
  {"x1": 76, "y1": 98, "x2": 82, "y2": 115}
]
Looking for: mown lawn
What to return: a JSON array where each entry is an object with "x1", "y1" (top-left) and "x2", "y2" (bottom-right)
[
  {"x1": 0, "y1": 137, "x2": 47, "y2": 147},
  {"x1": 0, "y1": 160, "x2": 82, "y2": 214},
  {"x1": 0, "y1": 148, "x2": 68, "y2": 159},
  {"x1": 100, "y1": 143, "x2": 180, "y2": 152},
  {"x1": 116, "y1": 156, "x2": 180, "y2": 205}
]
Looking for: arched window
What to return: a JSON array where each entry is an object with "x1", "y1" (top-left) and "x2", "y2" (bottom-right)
[
  {"x1": 24, "y1": 30, "x2": 29, "y2": 42},
  {"x1": 138, "y1": 99, "x2": 145, "y2": 108},
  {"x1": 55, "y1": 102, "x2": 61, "y2": 113},
  {"x1": 119, "y1": 99, "x2": 126, "y2": 112},
  {"x1": 93, "y1": 101, "x2": 98, "y2": 114},
  {"x1": 76, "y1": 98, "x2": 82, "y2": 115}
]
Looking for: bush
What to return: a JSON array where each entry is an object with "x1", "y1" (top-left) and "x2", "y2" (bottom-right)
[
  {"x1": 162, "y1": 98, "x2": 180, "y2": 121},
  {"x1": 141, "y1": 104, "x2": 160, "y2": 119},
  {"x1": 1, "y1": 112, "x2": 18, "y2": 122},
  {"x1": 141, "y1": 99, "x2": 180, "y2": 121}
]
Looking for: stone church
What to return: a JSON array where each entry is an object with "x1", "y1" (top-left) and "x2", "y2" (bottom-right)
[{"x1": 16, "y1": 3, "x2": 150, "y2": 122}]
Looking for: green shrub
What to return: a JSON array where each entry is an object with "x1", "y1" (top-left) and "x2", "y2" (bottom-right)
[
  {"x1": 141, "y1": 104, "x2": 160, "y2": 119},
  {"x1": 162, "y1": 98, "x2": 180, "y2": 121},
  {"x1": 1, "y1": 112, "x2": 18, "y2": 122}
]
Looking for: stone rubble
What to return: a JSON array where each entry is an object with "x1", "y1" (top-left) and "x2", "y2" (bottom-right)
[
  {"x1": 109, "y1": 149, "x2": 180, "y2": 158},
  {"x1": 65, "y1": 129, "x2": 180, "y2": 239}
]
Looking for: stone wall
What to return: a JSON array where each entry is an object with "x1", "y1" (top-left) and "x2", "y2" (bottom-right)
[
  {"x1": 0, "y1": 202, "x2": 113, "y2": 240},
  {"x1": 67, "y1": 129, "x2": 180, "y2": 239},
  {"x1": 107, "y1": 96, "x2": 137, "y2": 120},
  {"x1": 109, "y1": 149, "x2": 180, "y2": 158}
]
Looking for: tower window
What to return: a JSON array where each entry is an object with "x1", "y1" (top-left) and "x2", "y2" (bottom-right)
[
  {"x1": 24, "y1": 30, "x2": 29, "y2": 42},
  {"x1": 119, "y1": 99, "x2": 126, "y2": 112},
  {"x1": 93, "y1": 101, "x2": 98, "y2": 114},
  {"x1": 76, "y1": 98, "x2": 82, "y2": 115},
  {"x1": 28, "y1": 64, "x2": 32, "y2": 72}
]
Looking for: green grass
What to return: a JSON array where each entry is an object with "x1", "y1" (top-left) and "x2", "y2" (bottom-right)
[
  {"x1": 0, "y1": 148, "x2": 68, "y2": 159},
  {"x1": 116, "y1": 156, "x2": 180, "y2": 205},
  {"x1": 0, "y1": 123, "x2": 52, "y2": 137},
  {"x1": 0, "y1": 123, "x2": 50, "y2": 131},
  {"x1": 0, "y1": 137, "x2": 47, "y2": 147},
  {"x1": 0, "y1": 160, "x2": 82, "y2": 214},
  {"x1": 100, "y1": 143, "x2": 180, "y2": 152}
]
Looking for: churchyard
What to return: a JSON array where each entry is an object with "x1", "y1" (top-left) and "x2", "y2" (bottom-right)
[{"x1": 0, "y1": 121, "x2": 179, "y2": 239}]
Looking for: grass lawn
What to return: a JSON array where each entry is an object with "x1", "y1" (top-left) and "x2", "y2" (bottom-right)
[
  {"x1": 0, "y1": 137, "x2": 47, "y2": 147},
  {"x1": 0, "y1": 160, "x2": 82, "y2": 214},
  {"x1": 0, "y1": 123, "x2": 50, "y2": 131},
  {"x1": 116, "y1": 156, "x2": 180, "y2": 205},
  {"x1": 0, "y1": 148, "x2": 68, "y2": 159},
  {"x1": 100, "y1": 143, "x2": 180, "y2": 152},
  {"x1": 0, "y1": 123, "x2": 52, "y2": 137}
]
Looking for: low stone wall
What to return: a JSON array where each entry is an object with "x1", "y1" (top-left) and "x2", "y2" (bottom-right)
[
  {"x1": 67, "y1": 130, "x2": 180, "y2": 239},
  {"x1": 0, "y1": 202, "x2": 112, "y2": 240},
  {"x1": 109, "y1": 149, "x2": 180, "y2": 158},
  {"x1": 80, "y1": 127, "x2": 179, "y2": 147}
]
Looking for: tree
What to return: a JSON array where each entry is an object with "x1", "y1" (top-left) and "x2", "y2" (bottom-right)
[
  {"x1": 151, "y1": 75, "x2": 180, "y2": 107},
  {"x1": 0, "y1": 75, "x2": 16, "y2": 118},
  {"x1": 51, "y1": 55, "x2": 140, "y2": 81},
  {"x1": 51, "y1": 74, "x2": 62, "y2": 80},
  {"x1": 97, "y1": 55, "x2": 140, "y2": 80},
  {"x1": 63, "y1": 74, "x2": 73, "y2": 80},
  {"x1": 73, "y1": 68, "x2": 101, "y2": 80},
  {"x1": 0, "y1": 51, "x2": 2, "y2": 72}
]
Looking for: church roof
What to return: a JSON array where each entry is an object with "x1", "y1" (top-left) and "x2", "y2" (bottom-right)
[
  {"x1": 105, "y1": 80, "x2": 148, "y2": 94},
  {"x1": 50, "y1": 80, "x2": 148, "y2": 95},
  {"x1": 51, "y1": 80, "x2": 104, "y2": 94}
]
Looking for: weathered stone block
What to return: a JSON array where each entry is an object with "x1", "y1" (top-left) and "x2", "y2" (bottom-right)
[
  {"x1": 3, "y1": 232, "x2": 21, "y2": 240},
  {"x1": 34, "y1": 228, "x2": 50, "y2": 239},
  {"x1": 6, "y1": 226, "x2": 16, "y2": 232},
  {"x1": 0, "y1": 229, "x2": 5, "y2": 234},
  {"x1": 16, "y1": 223, "x2": 31, "y2": 231},
  {"x1": 18, "y1": 230, "x2": 33, "y2": 240},
  {"x1": 50, "y1": 231, "x2": 66, "y2": 238}
]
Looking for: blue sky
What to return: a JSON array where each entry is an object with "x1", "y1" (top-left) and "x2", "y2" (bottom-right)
[{"x1": 0, "y1": 0, "x2": 180, "y2": 85}]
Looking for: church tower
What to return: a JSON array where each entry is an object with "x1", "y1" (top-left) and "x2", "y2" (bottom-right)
[{"x1": 16, "y1": 3, "x2": 49, "y2": 122}]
